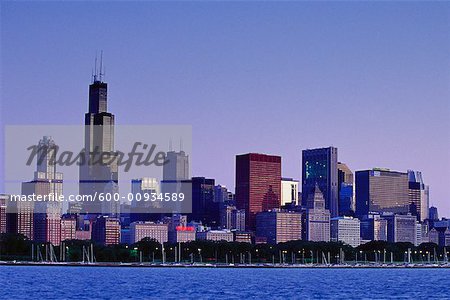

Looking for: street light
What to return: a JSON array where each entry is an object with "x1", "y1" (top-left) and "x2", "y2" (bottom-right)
[{"x1": 198, "y1": 248, "x2": 202, "y2": 263}]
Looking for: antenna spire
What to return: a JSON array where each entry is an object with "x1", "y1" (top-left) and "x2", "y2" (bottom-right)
[
  {"x1": 94, "y1": 52, "x2": 98, "y2": 82},
  {"x1": 99, "y1": 50, "x2": 104, "y2": 82}
]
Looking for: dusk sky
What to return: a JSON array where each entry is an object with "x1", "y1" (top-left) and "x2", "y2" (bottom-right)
[{"x1": 1, "y1": 2, "x2": 449, "y2": 216}]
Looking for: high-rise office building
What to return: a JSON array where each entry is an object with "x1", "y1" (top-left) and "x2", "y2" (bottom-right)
[
  {"x1": 302, "y1": 147, "x2": 338, "y2": 217},
  {"x1": 331, "y1": 216, "x2": 360, "y2": 247},
  {"x1": 281, "y1": 178, "x2": 299, "y2": 206},
  {"x1": 78, "y1": 66, "x2": 118, "y2": 214},
  {"x1": 303, "y1": 184, "x2": 331, "y2": 242},
  {"x1": 220, "y1": 204, "x2": 245, "y2": 231},
  {"x1": 429, "y1": 206, "x2": 439, "y2": 221},
  {"x1": 256, "y1": 210, "x2": 302, "y2": 244},
  {"x1": 236, "y1": 153, "x2": 282, "y2": 230},
  {"x1": 130, "y1": 178, "x2": 160, "y2": 223},
  {"x1": 355, "y1": 169, "x2": 409, "y2": 218},
  {"x1": 160, "y1": 150, "x2": 190, "y2": 215},
  {"x1": 92, "y1": 216, "x2": 121, "y2": 245},
  {"x1": 190, "y1": 177, "x2": 218, "y2": 226},
  {"x1": 214, "y1": 185, "x2": 231, "y2": 203},
  {"x1": 9, "y1": 136, "x2": 63, "y2": 244},
  {"x1": 407, "y1": 170, "x2": 429, "y2": 222},
  {"x1": 337, "y1": 162, "x2": 354, "y2": 216},
  {"x1": 163, "y1": 151, "x2": 189, "y2": 181}
]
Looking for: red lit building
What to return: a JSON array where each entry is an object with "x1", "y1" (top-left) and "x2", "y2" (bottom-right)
[
  {"x1": 236, "y1": 153, "x2": 281, "y2": 231},
  {"x1": 168, "y1": 226, "x2": 196, "y2": 243}
]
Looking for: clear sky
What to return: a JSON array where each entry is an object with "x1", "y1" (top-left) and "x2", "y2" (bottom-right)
[{"x1": 1, "y1": 1, "x2": 449, "y2": 216}]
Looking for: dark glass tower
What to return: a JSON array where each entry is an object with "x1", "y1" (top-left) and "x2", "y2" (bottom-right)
[
  {"x1": 78, "y1": 66, "x2": 118, "y2": 214},
  {"x1": 355, "y1": 169, "x2": 409, "y2": 218},
  {"x1": 337, "y1": 162, "x2": 354, "y2": 216},
  {"x1": 301, "y1": 147, "x2": 338, "y2": 217},
  {"x1": 190, "y1": 177, "x2": 218, "y2": 226}
]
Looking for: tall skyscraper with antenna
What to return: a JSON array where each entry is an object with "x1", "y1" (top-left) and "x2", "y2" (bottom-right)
[{"x1": 77, "y1": 53, "x2": 118, "y2": 215}]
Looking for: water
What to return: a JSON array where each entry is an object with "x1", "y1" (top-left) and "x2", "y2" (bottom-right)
[{"x1": 1, "y1": 266, "x2": 449, "y2": 299}]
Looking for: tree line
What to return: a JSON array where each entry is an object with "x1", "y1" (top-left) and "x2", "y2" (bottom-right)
[{"x1": 0, "y1": 233, "x2": 447, "y2": 264}]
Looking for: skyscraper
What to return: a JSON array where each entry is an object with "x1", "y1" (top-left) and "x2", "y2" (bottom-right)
[
  {"x1": 92, "y1": 215, "x2": 121, "y2": 245},
  {"x1": 130, "y1": 178, "x2": 160, "y2": 223},
  {"x1": 191, "y1": 177, "x2": 218, "y2": 226},
  {"x1": 355, "y1": 168, "x2": 409, "y2": 218},
  {"x1": 79, "y1": 63, "x2": 118, "y2": 214},
  {"x1": 235, "y1": 153, "x2": 281, "y2": 231},
  {"x1": 281, "y1": 178, "x2": 299, "y2": 206},
  {"x1": 17, "y1": 136, "x2": 63, "y2": 244},
  {"x1": 303, "y1": 184, "x2": 331, "y2": 242},
  {"x1": 163, "y1": 150, "x2": 189, "y2": 181},
  {"x1": 407, "y1": 170, "x2": 429, "y2": 222},
  {"x1": 429, "y1": 206, "x2": 439, "y2": 220},
  {"x1": 302, "y1": 147, "x2": 338, "y2": 217},
  {"x1": 160, "y1": 149, "x2": 190, "y2": 214},
  {"x1": 337, "y1": 162, "x2": 354, "y2": 216}
]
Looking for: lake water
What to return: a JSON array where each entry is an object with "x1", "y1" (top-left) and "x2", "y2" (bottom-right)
[{"x1": 1, "y1": 266, "x2": 449, "y2": 299}]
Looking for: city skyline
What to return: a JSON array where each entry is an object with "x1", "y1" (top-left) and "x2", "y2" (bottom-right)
[{"x1": 1, "y1": 2, "x2": 449, "y2": 216}]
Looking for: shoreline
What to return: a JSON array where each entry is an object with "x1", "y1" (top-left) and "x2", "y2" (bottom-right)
[{"x1": 1, "y1": 261, "x2": 449, "y2": 269}]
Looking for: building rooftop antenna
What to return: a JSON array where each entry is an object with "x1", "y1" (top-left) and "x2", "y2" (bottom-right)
[
  {"x1": 94, "y1": 52, "x2": 98, "y2": 82},
  {"x1": 99, "y1": 50, "x2": 104, "y2": 82},
  {"x1": 169, "y1": 139, "x2": 173, "y2": 152}
]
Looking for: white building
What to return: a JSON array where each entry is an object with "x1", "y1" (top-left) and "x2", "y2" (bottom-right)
[
  {"x1": 281, "y1": 178, "x2": 299, "y2": 206},
  {"x1": 331, "y1": 216, "x2": 361, "y2": 247},
  {"x1": 303, "y1": 184, "x2": 330, "y2": 242},
  {"x1": 130, "y1": 221, "x2": 168, "y2": 244},
  {"x1": 196, "y1": 230, "x2": 234, "y2": 242}
]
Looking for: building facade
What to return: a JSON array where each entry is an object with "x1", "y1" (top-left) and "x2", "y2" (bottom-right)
[
  {"x1": 303, "y1": 184, "x2": 331, "y2": 242},
  {"x1": 0, "y1": 194, "x2": 8, "y2": 234},
  {"x1": 60, "y1": 215, "x2": 77, "y2": 242},
  {"x1": 130, "y1": 177, "x2": 160, "y2": 223},
  {"x1": 337, "y1": 162, "x2": 354, "y2": 216},
  {"x1": 92, "y1": 216, "x2": 121, "y2": 245},
  {"x1": 196, "y1": 230, "x2": 234, "y2": 242},
  {"x1": 130, "y1": 222, "x2": 168, "y2": 244},
  {"x1": 360, "y1": 214, "x2": 388, "y2": 241},
  {"x1": 256, "y1": 210, "x2": 302, "y2": 244},
  {"x1": 78, "y1": 74, "x2": 118, "y2": 214},
  {"x1": 168, "y1": 226, "x2": 196, "y2": 243},
  {"x1": 302, "y1": 147, "x2": 338, "y2": 217},
  {"x1": 236, "y1": 153, "x2": 281, "y2": 230},
  {"x1": 385, "y1": 214, "x2": 416, "y2": 244},
  {"x1": 407, "y1": 170, "x2": 429, "y2": 222},
  {"x1": 191, "y1": 177, "x2": 219, "y2": 227},
  {"x1": 331, "y1": 216, "x2": 360, "y2": 247},
  {"x1": 281, "y1": 178, "x2": 299, "y2": 206},
  {"x1": 355, "y1": 169, "x2": 409, "y2": 218}
]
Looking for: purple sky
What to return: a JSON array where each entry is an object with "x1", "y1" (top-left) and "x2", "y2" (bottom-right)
[{"x1": 1, "y1": 2, "x2": 449, "y2": 217}]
